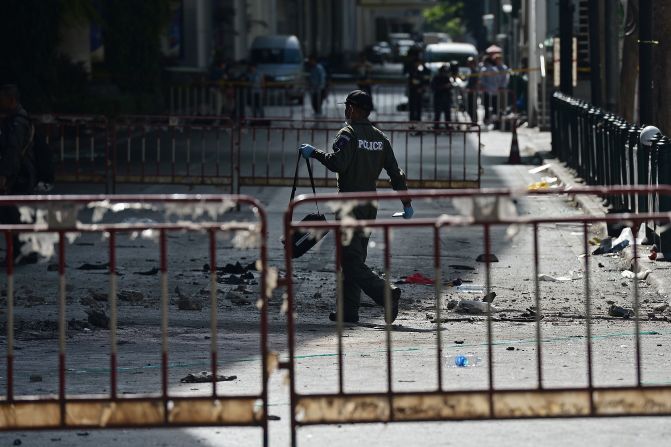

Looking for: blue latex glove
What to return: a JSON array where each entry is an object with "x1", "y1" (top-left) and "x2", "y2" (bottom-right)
[
  {"x1": 299, "y1": 143, "x2": 315, "y2": 159},
  {"x1": 403, "y1": 205, "x2": 414, "y2": 219}
]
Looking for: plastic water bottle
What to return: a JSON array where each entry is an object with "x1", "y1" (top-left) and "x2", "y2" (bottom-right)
[
  {"x1": 447, "y1": 354, "x2": 481, "y2": 368},
  {"x1": 455, "y1": 284, "x2": 486, "y2": 294}
]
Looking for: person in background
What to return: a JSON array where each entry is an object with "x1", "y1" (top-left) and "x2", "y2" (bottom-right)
[
  {"x1": 307, "y1": 55, "x2": 327, "y2": 117},
  {"x1": 491, "y1": 52, "x2": 510, "y2": 128},
  {"x1": 464, "y1": 56, "x2": 479, "y2": 123},
  {"x1": 353, "y1": 52, "x2": 373, "y2": 98},
  {"x1": 479, "y1": 54, "x2": 499, "y2": 127},
  {"x1": 431, "y1": 64, "x2": 453, "y2": 128},
  {"x1": 407, "y1": 58, "x2": 431, "y2": 123},
  {"x1": 0, "y1": 84, "x2": 37, "y2": 265},
  {"x1": 246, "y1": 62, "x2": 265, "y2": 118}
]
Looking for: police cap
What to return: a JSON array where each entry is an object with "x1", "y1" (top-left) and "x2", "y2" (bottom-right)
[{"x1": 340, "y1": 90, "x2": 373, "y2": 112}]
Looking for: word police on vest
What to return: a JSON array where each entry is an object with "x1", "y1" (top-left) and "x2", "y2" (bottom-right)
[{"x1": 359, "y1": 139, "x2": 383, "y2": 151}]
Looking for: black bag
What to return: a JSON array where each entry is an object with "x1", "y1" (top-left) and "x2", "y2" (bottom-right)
[{"x1": 285, "y1": 151, "x2": 329, "y2": 259}]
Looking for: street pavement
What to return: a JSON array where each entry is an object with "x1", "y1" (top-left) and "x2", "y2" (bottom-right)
[{"x1": 2, "y1": 123, "x2": 671, "y2": 446}]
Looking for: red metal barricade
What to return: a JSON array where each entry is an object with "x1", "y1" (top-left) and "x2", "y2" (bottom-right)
[
  {"x1": 33, "y1": 114, "x2": 111, "y2": 186},
  {"x1": 282, "y1": 186, "x2": 671, "y2": 446},
  {"x1": 0, "y1": 195, "x2": 270, "y2": 445},
  {"x1": 238, "y1": 118, "x2": 481, "y2": 191}
]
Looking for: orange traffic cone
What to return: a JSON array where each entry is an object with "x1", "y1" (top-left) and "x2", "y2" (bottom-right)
[{"x1": 507, "y1": 119, "x2": 521, "y2": 164}]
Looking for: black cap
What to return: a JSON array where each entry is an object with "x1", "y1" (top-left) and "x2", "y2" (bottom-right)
[{"x1": 340, "y1": 90, "x2": 373, "y2": 111}]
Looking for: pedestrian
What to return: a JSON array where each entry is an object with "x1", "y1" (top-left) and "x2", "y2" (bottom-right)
[
  {"x1": 0, "y1": 84, "x2": 37, "y2": 265},
  {"x1": 353, "y1": 52, "x2": 373, "y2": 98},
  {"x1": 246, "y1": 62, "x2": 265, "y2": 118},
  {"x1": 431, "y1": 64, "x2": 453, "y2": 128},
  {"x1": 209, "y1": 58, "x2": 234, "y2": 117},
  {"x1": 479, "y1": 54, "x2": 498, "y2": 127},
  {"x1": 307, "y1": 55, "x2": 327, "y2": 117},
  {"x1": 464, "y1": 56, "x2": 479, "y2": 123},
  {"x1": 298, "y1": 90, "x2": 414, "y2": 324},
  {"x1": 407, "y1": 58, "x2": 430, "y2": 123}
]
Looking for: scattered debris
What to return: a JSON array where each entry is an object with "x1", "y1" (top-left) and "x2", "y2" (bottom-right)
[
  {"x1": 402, "y1": 273, "x2": 434, "y2": 285},
  {"x1": 482, "y1": 291, "x2": 496, "y2": 303},
  {"x1": 225, "y1": 291, "x2": 251, "y2": 306},
  {"x1": 29, "y1": 374, "x2": 42, "y2": 382},
  {"x1": 134, "y1": 267, "x2": 159, "y2": 276},
  {"x1": 621, "y1": 270, "x2": 652, "y2": 280},
  {"x1": 455, "y1": 300, "x2": 498, "y2": 315},
  {"x1": 608, "y1": 304, "x2": 634, "y2": 319},
  {"x1": 476, "y1": 253, "x2": 499, "y2": 263},
  {"x1": 449, "y1": 264, "x2": 475, "y2": 271},
  {"x1": 446, "y1": 299, "x2": 459, "y2": 310},
  {"x1": 180, "y1": 371, "x2": 237, "y2": 383},
  {"x1": 268, "y1": 415, "x2": 281, "y2": 421},
  {"x1": 454, "y1": 340, "x2": 464, "y2": 344},
  {"x1": 538, "y1": 271, "x2": 582, "y2": 282},
  {"x1": 118, "y1": 290, "x2": 144, "y2": 303},
  {"x1": 175, "y1": 286, "x2": 203, "y2": 311},
  {"x1": 455, "y1": 284, "x2": 485, "y2": 294},
  {"x1": 528, "y1": 164, "x2": 552, "y2": 174},
  {"x1": 87, "y1": 290, "x2": 108, "y2": 302},
  {"x1": 77, "y1": 263, "x2": 109, "y2": 271},
  {"x1": 653, "y1": 303, "x2": 669, "y2": 313},
  {"x1": 506, "y1": 346, "x2": 515, "y2": 351},
  {"x1": 313, "y1": 292, "x2": 322, "y2": 299},
  {"x1": 86, "y1": 308, "x2": 109, "y2": 329}
]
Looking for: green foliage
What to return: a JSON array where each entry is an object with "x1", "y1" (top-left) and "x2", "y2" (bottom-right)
[{"x1": 423, "y1": 0, "x2": 465, "y2": 38}]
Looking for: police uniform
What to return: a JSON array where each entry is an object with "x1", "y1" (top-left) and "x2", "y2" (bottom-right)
[{"x1": 310, "y1": 91, "x2": 410, "y2": 322}]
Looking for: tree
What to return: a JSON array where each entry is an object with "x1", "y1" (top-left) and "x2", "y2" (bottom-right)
[{"x1": 423, "y1": 0, "x2": 465, "y2": 39}]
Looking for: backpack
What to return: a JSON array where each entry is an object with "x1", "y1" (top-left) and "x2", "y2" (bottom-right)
[{"x1": 21, "y1": 119, "x2": 55, "y2": 187}]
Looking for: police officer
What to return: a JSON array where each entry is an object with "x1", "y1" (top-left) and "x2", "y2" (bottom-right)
[
  {"x1": 298, "y1": 90, "x2": 414, "y2": 324},
  {"x1": 407, "y1": 58, "x2": 430, "y2": 122},
  {"x1": 0, "y1": 84, "x2": 37, "y2": 265}
]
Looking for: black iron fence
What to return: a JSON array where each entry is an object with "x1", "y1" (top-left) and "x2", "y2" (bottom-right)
[{"x1": 551, "y1": 92, "x2": 671, "y2": 217}]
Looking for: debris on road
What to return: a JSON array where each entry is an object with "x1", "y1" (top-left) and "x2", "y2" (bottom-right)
[
  {"x1": 449, "y1": 264, "x2": 475, "y2": 271},
  {"x1": 455, "y1": 299, "x2": 499, "y2": 315},
  {"x1": 86, "y1": 308, "x2": 110, "y2": 328},
  {"x1": 608, "y1": 304, "x2": 635, "y2": 319},
  {"x1": 225, "y1": 291, "x2": 251, "y2": 306},
  {"x1": 402, "y1": 272, "x2": 434, "y2": 285},
  {"x1": 29, "y1": 374, "x2": 42, "y2": 382},
  {"x1": 538, "y1": 271, "x2": 582, "y2": 282},
  {"x1": 180, "y1": 371, "x2": 237, "y2": 383},
  {"x1": 482, "y1": 291, "x2": 496, "y2": 303},
  {"x1": 621, "y1": 270, "x2": 652, "y2": 280},
  {"x1": 134, "y1": 267, "x2": 159, "y2": 276},
  {"x1": 175, "y1": 286, "x2": 203, "y2": 311},
  {"x1": 77, "y1": 262, "x2": 109, "y2": 271},
  {"x1": 456, "y1": 284, "x2": 485, "y2": 294},
  {"x1": 446, "y1": 299, "x2": 459, "y2": 310},
  {"x1": 476, "y1": 253, "x2": 499, "y2": 263},
  {"x1": 118, "y1": 290, "x2": 144, "y2": 303}
]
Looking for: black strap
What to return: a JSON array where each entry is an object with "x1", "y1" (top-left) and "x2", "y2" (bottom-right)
[{"x1": 289, "y1": 150, "x2": 321, "y2": 214}]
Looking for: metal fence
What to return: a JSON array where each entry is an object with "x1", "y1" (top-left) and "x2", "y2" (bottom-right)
[
  {"x1": 551, "y1": 92, "x2": 671, "y2": 214},
  {"x1": 0, "y1": 195, "x2": 270, "y2": 445},
  {"x1": 44, "y1": 115, "x2": 481, "y2": 192},
  {"x1": 282, "y1": 186, "x2": 671, "y2": 446}
]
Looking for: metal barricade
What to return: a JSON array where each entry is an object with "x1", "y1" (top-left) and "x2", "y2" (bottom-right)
[
  {"x1": 283, "y1": 186, "x2": 671, "y2": 446},
  {"x1": 111, "y1": 115, "x2": 238, "y2": 190},
  {"x1": 34, "y1": 114, "x2": 111, "y2": 186},
  {"x1": 0, "y1": 195, "x2": 270, "y2": 445},
  {"x1": 238, "y1": 118, "x2": 481, "y2": 190}
]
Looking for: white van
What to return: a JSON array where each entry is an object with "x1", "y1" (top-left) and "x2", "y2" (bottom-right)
[
  {"x1": 250, "y1": 35, "x2": 304, "y2": 101},
  {"x1": 424, "y1": 42, "x2": 478, "y2": 75}
]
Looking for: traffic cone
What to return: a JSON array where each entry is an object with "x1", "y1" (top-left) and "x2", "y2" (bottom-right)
[{"x1": 507, "y1": 119, "x2": 521, "y2": 164}]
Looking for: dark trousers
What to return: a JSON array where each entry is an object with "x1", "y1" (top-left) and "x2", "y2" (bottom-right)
[
  {"x1": 339, "y1": 204, "x2": 388, "y2": 317},
  {"x1": 433, "y1": 97, "x2": 451, "y2": 126},
  {"x1": 466, "y1": 91, "x2": 477, "y2": 123},
  {"x1": 484, "y1": 92, "x2": 498, "y2": 123},
  {"x1": 311, "y1": 90, "x2": 324, "y2": 115},
  {"x1": 251, "y1": 92, "x2": 264, "y2": 118},
  {"x1": 408, "y1": 89, "x2": 423, "y2": 122}
]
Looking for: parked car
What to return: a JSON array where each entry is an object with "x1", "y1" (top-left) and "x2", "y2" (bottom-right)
[
  {"x1": 250, "y1": 35, "x2": 304, "y2": 102},
  {"x1": 424, "y1": 42, "x2": 478, "y2": 75},
  {"x1": 365, "y1": 41, "x2": 392, "y2": 63}
]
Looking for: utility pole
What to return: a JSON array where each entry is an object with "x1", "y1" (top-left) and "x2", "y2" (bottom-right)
[
  {"x1": 559, "y1": 0, "x2": 573, "y2": 95},
  {"x1": 587, "y1": 0, "x2": 601, "y2": 107},
  {"x1": 639, "y1": 0, "x2": 653, "y2": 125}
]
